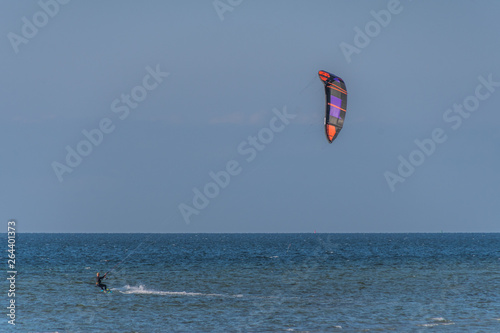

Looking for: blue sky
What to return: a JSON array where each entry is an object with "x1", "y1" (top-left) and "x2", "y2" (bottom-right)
[{"x1": 2, "y1": 0, "x2": 499, "y2": 233}]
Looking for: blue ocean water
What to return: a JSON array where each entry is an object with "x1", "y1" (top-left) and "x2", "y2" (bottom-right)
[{"x1": 8, "y1": 233, "x2": 500, "y2": 332}]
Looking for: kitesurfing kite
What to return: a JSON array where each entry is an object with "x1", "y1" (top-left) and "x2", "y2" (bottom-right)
[{"x1": 318, "y1": 70, "x2": 347, "y2": 143}]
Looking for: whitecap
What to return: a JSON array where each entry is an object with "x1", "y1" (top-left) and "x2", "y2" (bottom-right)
[{"x1": 431, "y1": 317, "x2": 447, "y2": 322}]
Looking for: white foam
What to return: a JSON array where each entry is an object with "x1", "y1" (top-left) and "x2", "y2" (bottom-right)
[
  {"x1": 115, "y1": 285, "x2": 242, "y2": 298},
  {"x1": 431, "y1": 317, "x2": 447, "y2": 322},
  {"x1": 418, "y1": 317, "x2": 454, "y2": 328},
  {"x1": 431, "y1": 317, "x2": 454, "y2": 325}
]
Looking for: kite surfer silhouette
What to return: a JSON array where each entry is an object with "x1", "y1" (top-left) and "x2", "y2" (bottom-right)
[{"x1": 96, "y1": 272, "x2": 108, "y2": 292}]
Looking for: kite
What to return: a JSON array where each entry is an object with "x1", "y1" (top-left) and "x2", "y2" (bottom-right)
[{"x1": 318, "y1": 70, "x2": 347, "y2": 143}]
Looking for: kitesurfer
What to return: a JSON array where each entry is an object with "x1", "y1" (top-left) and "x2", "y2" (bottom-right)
[{"x1": 96, "y1": 272, "x2": 108, "y2": 291}]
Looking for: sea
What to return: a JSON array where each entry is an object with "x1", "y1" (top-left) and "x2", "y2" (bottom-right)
[{"x1": 7, "y1": 233, "x2": 500, "y2": 332}]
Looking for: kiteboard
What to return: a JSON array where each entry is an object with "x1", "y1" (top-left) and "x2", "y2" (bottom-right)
[{"x1": 102, "y1": 288, "x2": 112, "y2": 294}]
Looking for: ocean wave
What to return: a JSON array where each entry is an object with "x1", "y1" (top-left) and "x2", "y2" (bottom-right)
[{"x1": 114, "y1": 285, "x2": 243, "y2": 298}]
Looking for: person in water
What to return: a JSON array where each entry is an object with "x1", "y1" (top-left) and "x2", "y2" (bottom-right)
[{"x1": 96, "y1": 272, "x2": 108, "y2": 291}]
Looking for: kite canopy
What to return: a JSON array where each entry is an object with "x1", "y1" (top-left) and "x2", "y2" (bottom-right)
[{"x1": 318, "y1": 70, "x2": 347, "y2": 143}]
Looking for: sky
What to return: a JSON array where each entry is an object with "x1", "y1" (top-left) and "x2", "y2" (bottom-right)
[{"x1": 1, "y1": 0, "x2": 500, "y2": 233}]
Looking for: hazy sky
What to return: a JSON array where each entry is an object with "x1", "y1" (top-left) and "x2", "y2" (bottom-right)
[{"x1": 2, "y1": 0, "x2": 500, "y2": 233}]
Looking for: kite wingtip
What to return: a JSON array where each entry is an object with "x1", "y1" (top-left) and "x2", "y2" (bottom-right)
[{"x1": 318, "y1": 70, "x2": 330, "y2": 82}]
